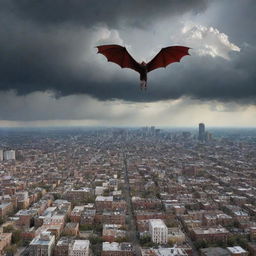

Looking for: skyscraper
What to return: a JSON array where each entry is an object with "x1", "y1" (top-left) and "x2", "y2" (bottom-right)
[
  {"x1": 198, "y1": 123, "x2": 205, "y2": 141},
  {"x1": 0, "y1": 150, "x2": 3, "y2": 161},
  {"x1": 3, "y1": 150, "x2": 16, "y2": 161}
]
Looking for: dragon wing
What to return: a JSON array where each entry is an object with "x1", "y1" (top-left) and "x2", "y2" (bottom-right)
[
  {"x1": 147, "y1": 46, "x2": 190, "y2": 72},
  {"x1": 96, "y1": 44, "x2": 141, "y2": 73}
]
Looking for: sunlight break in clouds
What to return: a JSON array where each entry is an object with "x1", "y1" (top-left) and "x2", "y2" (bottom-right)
[{"x1": 182, "y1": 24, "x2": 240, "y2": 59}]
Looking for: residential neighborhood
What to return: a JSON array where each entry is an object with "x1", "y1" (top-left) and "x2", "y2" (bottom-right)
[{"x1": 0, "y1": 127, "x2": 256, "y2": 256}]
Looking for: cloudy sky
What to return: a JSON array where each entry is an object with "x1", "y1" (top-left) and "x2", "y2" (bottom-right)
[{"x1": 0, "y1": 0, "x2": 256, "y2": 127}]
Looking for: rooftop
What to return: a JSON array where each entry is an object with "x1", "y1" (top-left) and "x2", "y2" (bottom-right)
[
  {"x1": 102, "y1": 242, "x2": 120, "y2": 251},
  {"x1": 227, "y1": 246, "x2": 247, "y2": 254},
  {"x1": 72, "y1": 240, "x2": 90, "y2": 251},
  {"x1": 149, "y1": 219, "x2": 167, "y2": 228},
  {"x1": 96, "y1": 196, "x2": 113, "y2": 201},
  {"x1": 154, "y1": 247, "x2": 188, "y2": 256}
]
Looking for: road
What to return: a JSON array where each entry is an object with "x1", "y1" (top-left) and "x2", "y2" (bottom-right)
[
  {"x1": 15, "y1": 246, "x2": 29, "y2": 256},
  {"x1": 122, "y1": 151, "x2": 141, "y2": 256}
]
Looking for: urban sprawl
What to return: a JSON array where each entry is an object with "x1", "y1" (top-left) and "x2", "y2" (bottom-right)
[{"x1": 0, "y1": 125, "x2": 256, "y2": 256}]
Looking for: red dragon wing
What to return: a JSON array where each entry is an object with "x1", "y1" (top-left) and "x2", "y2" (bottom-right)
[
  {"x1": 146, "y1": 46, "x2": 190, "y2": 73},
  {"x1": 96, "y1": 44, "x2": 141, "y2": 73}
]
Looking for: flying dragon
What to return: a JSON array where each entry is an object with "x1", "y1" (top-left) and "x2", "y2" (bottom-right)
[{"x1": 96, "y1": 44, "x2": 190, "y2": 89}]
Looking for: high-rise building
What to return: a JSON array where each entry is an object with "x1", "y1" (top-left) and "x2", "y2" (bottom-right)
[
  {"x1": 0, "y1": 150, "x2": 3, "y2": 161},
  {"x1": 149, "y1": 219, "x2": 168, "y2": 244},
  {"x1": 198, "y1": 123, "x2": 205, "y2": 141},
  {"x1": 150, "y1": 126, "x2": 156, "y2": 136},
  {"x1": 3, "y1": 150, "x2": 16, "y2": 161}
]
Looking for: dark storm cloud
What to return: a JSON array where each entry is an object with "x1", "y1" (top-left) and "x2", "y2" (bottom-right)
[
  {"x1": 0, "y1": 0, "x2": 255, "y2": 104},
  {"x1": 205, "y1": 0, "x2": 256, "y2": 46},
  {"x1": 4, "y1": 0, "x2": 208, "y2": 27}
]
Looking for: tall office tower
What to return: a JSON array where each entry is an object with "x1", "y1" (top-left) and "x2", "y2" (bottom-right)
[
  {"x1": 198, "y1": 123, "x2": 205, "y2": 141},
  {"x1": 3, "y1": 150, "x2": 16, "y2": 161},
  {"x1": 0, "y1": 150, "x2": 3, "y2": 161},
  {"x1": 150, "y1": 126, "x2": 156, "y2": 136}
]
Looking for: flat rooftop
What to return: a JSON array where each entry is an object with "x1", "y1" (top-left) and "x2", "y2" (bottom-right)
[
  {"x1": 227, "y1": 246, "x2": 247, "y2": 254},
  {"x1": 149, "y1": 219, "x2": 167, "y2": 228},
  {"x1": 72, "y1": 240, "x2": 90, "y2": 250}
]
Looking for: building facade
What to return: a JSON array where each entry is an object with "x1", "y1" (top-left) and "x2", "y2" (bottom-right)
[
  {"x1": 69, "y1": 240, "x2": 90, "y2": 256},
  {"x1": 29, "y1": 231, "x2": 55, "y2": 256},
  {"x1": 149, "y1": 219, "x2": 168, "y2": 244}
]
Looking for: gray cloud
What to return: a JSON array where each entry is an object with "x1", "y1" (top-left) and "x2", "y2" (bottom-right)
[
  {"x1": 1, "y1": 92, "x2": 255, "y2": 128},
  {"x1": 0, "y1": 0, "x2": 255, "y2": 104},
  {"x1": 203, "y1": 0, "x2": 256, "y2": 46},
  {"x1": 4, "y1": 0, "x2": 208, "y2": 28}
]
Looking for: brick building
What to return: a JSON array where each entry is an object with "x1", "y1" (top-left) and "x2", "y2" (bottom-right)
[
  {"x1": 96, "y1": 196, "x2": 113, "y2": 212},
  {"x1": 191, "y1": 226, "x2": 229, "y2": 243},
  {"x1": 102, "y1": 224, "x2": 126, "y2": 242},
  {"x1": 0, "y1": 233, "x2": 12, "y2": 255},
  {"x1": 63, "y1": 222, "x2": 79, "y2": 236},
  {"x1": 102, "y1": 242, "x2": 135, "y2": 256},
  {"x1": 102, "y1": 211, "x2": 126, "y2": 225},
  {"x1": 69, "y1": 240, "x2": 90, "y2": 256},
  {"x1": 29, "y1": 231, "x2": 55, "y2": 256},
  {"x1": 0, "y1": 203, "x2": 13, "y2": 219}
]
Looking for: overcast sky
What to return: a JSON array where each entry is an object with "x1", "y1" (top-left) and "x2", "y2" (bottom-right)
[{"x1": 0, "y1": 0, "x2": 256, "y2": 127}]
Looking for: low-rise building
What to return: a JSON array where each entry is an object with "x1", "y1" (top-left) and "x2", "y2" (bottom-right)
[
  {"x1": 149, "y1": 219, "x2": 168, "y2": 244},
  {"x1": 247, "y1": 242, "x2": 256, "y2": 256},
  {"x1": 63, "y1": 222, "x2": 79, "y2": 236},
  {"x1": 54, "y1": 237, "x2": 73, "y2": 256},
  {"x1": 102, "y1": 242, "x2": 134, "y2": 256},
  {"x1": 29, "y1": 231, "x2": 55, "y2": 256},
  {"x1": 0, "y1": 202, "x2": 13, "y2": 218},
  {"x1": 96, "y1": 196, "x2": 113, "y2": 212},
  {"x1": 80, "y1": 209, "x2": 96, "y2": 225},
  {"x1": 141, "y1": 247, "x2": 188, "y2": 256},
  {"x1": 0, "y1": 233, "x2": 12, "y2": 255},
  {"x1": 167, "y1": 228, "x2": 185, "y2": 244},
  {"x1": 200, "y1": 247, "x2": 230, "y2": 256},
  {"x1": 70, "y1": 206, "x2": 85, "y2": 223},
  {"x1": 65, "y1": 188, "x2": 94, "y2": 204},
  {"x1": 69, "y1": 240, "x2": 90, "y2": 256},
  {"x1": 102, "y1": 224, "x2": 126, "y2": 242},
  {"x1": 102, "y1": 211, "x2": 126, "y2": 225},
  {"x1": 191, "y1": 226, "x2": 229, "y2": 243},
  {"x1": 226, "y1": 246, "x2": 248, "y2": 256}
]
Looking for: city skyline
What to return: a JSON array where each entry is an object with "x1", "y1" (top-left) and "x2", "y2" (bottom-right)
[{"x1": 1, "y1": 127, "x2": 256, "y2": 255}]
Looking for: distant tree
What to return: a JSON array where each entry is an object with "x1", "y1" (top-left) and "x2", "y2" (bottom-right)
[
  {"x1": 227, "y1": 236, "x2": 237, "y2": 246},
  {"x1": 37, "y1": 191, "x2": 43, "y2": 199},
  {"x1": 233, "y1": 220, "x2": 240, "y2": 228},
  {"x1": 139, "y1": 235, "x2": 152, "y2": 246},
  {"x1": 94, "y1": 224, "x2": 103, "y2": 233},
  {"x1": 3, "y1": 225, "x2": 15, "y2": 233},
  {"x1": 11, "y1": 229, "x2": 22, "y2": 244},
  {"x1": 167, "y1": 240, "x2": 174, "y2": 247},
  {"x1": 80, "y1": 224, "x2": 93, "y2": 231},
  {"x1": 194, "y1": 240, "x2": 208, "y2": 249},
  {"x1": 115, "y1": 236, "x2": 128, "y2": 243},
  {"x1": 53, "y1": 193, "x2": 61, "y2": 200},
  {"x1": 4, "y1": 245, "x2": 17, "y2": 255},
  {"x1": 89, "y1": 235, "x2": 103, "y2": 245},
  {"x1": 3, "y1": 225, "x2": 22, "y2": 245},
  {"x1": 216, "y1": 239, "x2": 225, "y2": 247},
  {"x1": 237, "y1": 237, "x2": 247, "y2": 249}
]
